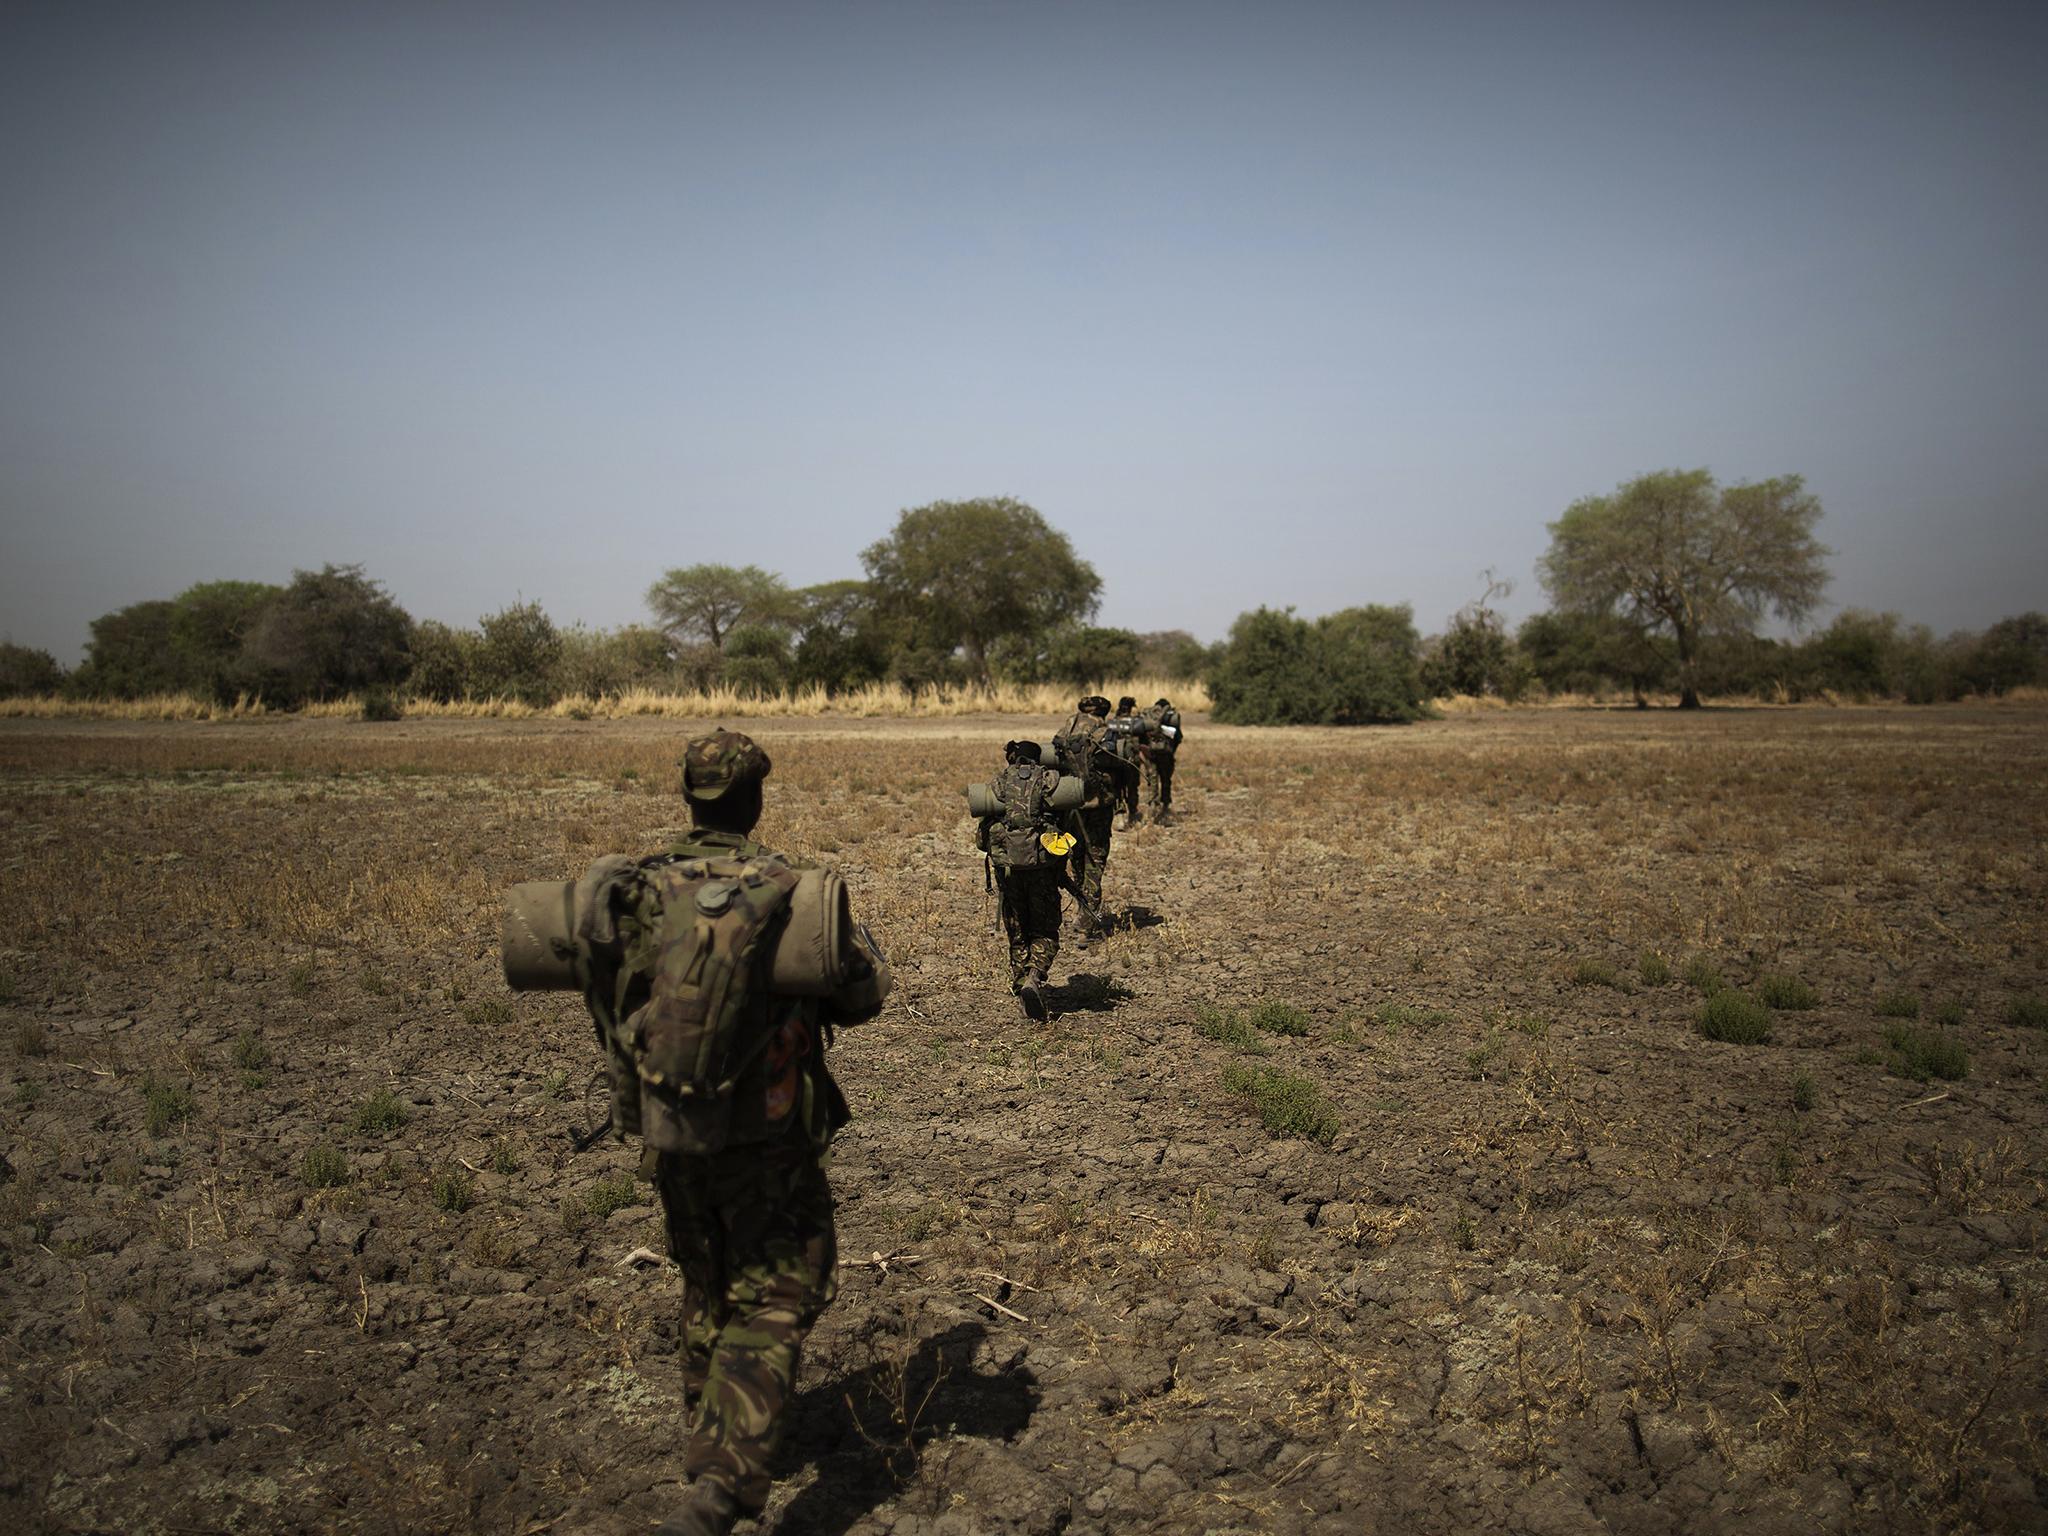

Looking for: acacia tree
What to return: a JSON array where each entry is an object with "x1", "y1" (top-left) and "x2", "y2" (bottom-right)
[
  {"x1": 1539, "y1": 469, "x2": 1828, "y2": 708},
  {"x1": 861, "y1": 497, "x2": 1101, "y2": 682},
  {"x1": 645, "y1": 564, "x2": 794, "y2": 651}
]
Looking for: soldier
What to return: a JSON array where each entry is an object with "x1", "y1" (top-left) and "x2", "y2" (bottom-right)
[
  {"x1": 1052, "y1": 695, "x2": 1134, "y2": 941},
  {"x1": 1142, "y1": 696, "x2": 1184, "y2": 823},
  {"x1": 974, "y1": 739, "x2": 1071, "y2": 1019},
  {"x1": 616, "y1": 731, "x2": 889, "y2": 1536},
  {"x1": 1107, "y1": 696, "x2": 1143, "y2": 825}
]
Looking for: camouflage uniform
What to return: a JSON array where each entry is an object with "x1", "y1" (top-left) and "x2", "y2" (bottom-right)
[
  {"x1": 1141, "y1": 699, "x2": 1183, "y2": 819},
  {"x1": 975, "y1": 752, "x2": 1065, "y2": 994},
  {"x1": 589, "y1": 732, "x2": 888, "y2": 1527},
  {"x1": 1055, "y1": 700, "x2": 1126, "y2": 918}
]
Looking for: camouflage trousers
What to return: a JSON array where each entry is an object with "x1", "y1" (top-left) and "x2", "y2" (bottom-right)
[
  {"x1": 1143, "y1": 751, "x2": 1175, "y2": 815},
  {"x1": 1068, "y1": 805, "x2": 1113, "y2": 913},
  {"x1": 995, "y1": 865, "x2": 1061, "y2": 986},
  {"x1": 653, "y1": 1143, "x2": 838, "y2": 1513}
]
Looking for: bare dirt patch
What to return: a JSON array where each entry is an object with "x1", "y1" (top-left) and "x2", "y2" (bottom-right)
[{"x1": 2, "y1": 706, "x2": 2043, "y2": 1534}]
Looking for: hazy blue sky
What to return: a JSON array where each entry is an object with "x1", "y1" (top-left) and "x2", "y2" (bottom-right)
[{"x1": 3, "y1": 0, "x2": 2043, "y2": 661}]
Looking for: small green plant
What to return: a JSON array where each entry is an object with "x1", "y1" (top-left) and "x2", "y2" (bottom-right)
[
  {"x1": 1932, "y1": 998, "x2": 1966, "y2": 1029},
  {"x1": 361, "y1": 688, "x2": 403, "y2": 722},
  {"x1": 239, "y1": 1070, "x2": 267, "y2": 1092},
  {"x1": 1791, "y1": 1072, "x2": 1816, "y2": 1112},
  {"x1": 1851, "y1": 1046, "x2": 1885, "y2": 1067},
  {"x1": 619, "y1": 766, "x2": 640, "y2": 780},
  {"x1": 141, "y1": 1074, "x2": 196, "y2": 1136},
  {"x1": 1682, "y1": 957, "x2": 1725, "y2": 997},
  {"x1": 359, "y1": 967, "x2": 390, "y2": 997},
  {"x1": 301, "y1": 1144, "x2": 349, "y2": 1188},
  {"x1": 1883, "y1": 1023, "x2": 1969, "y2": 1082},
  {"x1": 1219, "y1": 1064, "x2": 1339, "y2": 1144},
  {"x1": 11, "y1": 1019, "x2": 46, "y2": 1058},
  {"x1": 431, "y1": 1169, "x2": 475, "y2": 1213},
  {"x1": 15, "y1": 1080, "x2": 43, "y2": 1109},
  {"x1": 1758, "y1": 974, "x2": 1818, "y2": 1011},
  {"x1": 0, "y1": 970, "x2": 15, "y2": 1004},
  {"x1": 1453, "y1": 1215, "x2": 1478, "y2": 1252},
  {"x1": 489, "y1": 1139, "x2": 522, "y2": 1175},
  {"x1": 1463, "y1": 1036, "x2": 1505, "y2": 1079},
  {"x1": 1507, "y1": 1013, "x2": 1551, "y2": 1039},
  {"x1": 584, "y1": 1172, "x2": 639, "y2": 1220},
  {"x1": 1245, "y1": 1000, "x2": 1312, "y2": 1037},
  {"x1": 1570, "y1": 958, "x2": 1621, "y2": 989},
  {"x1": 463, "y1": 997, "x2": 514, "y2": 1029},
  {"x1": 2004, "y1": 995, "x2": 2048, "y2": 1029},
  {"x1": 351, "y1": 1089, "x2": 410, "y2": 1134},
  {"x1": 1875, "y1": 989, "x2": 1919, "y2": 1019},
  {"x1": 1772, "y1": 1141, "x2": 1798, "y2": 1186},
  {"x1": 231, "y1": 1030, "x2": 271, "y2": 1071},
  {"x1": 1194, "y1": 1006, "x2": 1271, "y2": 1056},
  {"x1": 1638, "y1": 952, "x2": 1672, "y2": 986},
  {"x1": 1371, "y1": 1002, "x2": 1451, "y2": 1032},
  {"x1": 1698, "y1": 992, "x2": 1772, "y2": 1045},
  {"x1": 540, "y1": 1069, "x2": 569, "y2": 1099},
  {"x1": 287, "y1": 960, "x2": 316, "y2": 998}
]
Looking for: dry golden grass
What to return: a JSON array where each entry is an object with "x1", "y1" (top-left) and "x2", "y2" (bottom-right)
[{"x1": 2, "y1": 676, "x2": 1209, "y2": 722}]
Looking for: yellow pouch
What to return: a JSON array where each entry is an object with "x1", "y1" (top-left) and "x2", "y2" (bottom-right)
[{"x1": 1039, "y1": 831, "x2": 1076, "y2": 857}]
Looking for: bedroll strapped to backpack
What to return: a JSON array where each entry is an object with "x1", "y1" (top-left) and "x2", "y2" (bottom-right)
[
  {"x1": 983, "y1": 763, "x2": 1062, "y2": 870},
  {"x1": 575, "y1": 852, "x2": 805, "y2": 1153}
]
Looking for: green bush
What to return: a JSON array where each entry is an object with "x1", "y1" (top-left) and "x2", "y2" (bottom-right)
[
  {"x1": 1638, "y1": 953, "x2": 1672, "y2": 986},
  {"x1": 1683, "y1": 957, "x2": 1725, "y2": 997},
  {"x1": 1932, "y1": 998, "x2": 1966, "y2": 1028},
  {"x1": 351, "y1": 1089, "x2": 410, "y2": 1134},
  {"x1": 231, "y1": 1030, "x2": 271, "y2": 1071},
  {"x1": 142, "y1": 1074, "x2": 196, "y2": 1136},
  {"x1": 1371, "y1": 1002, "x2": 1451, "y2": 1031},
  {"x1": 1875, "y1": 989, "x2": 1919, "y2": 1019},
  {"x1": 1220, "y1": 1064, "x2": 1339, "y2": 1145},
  {"x1": 1791, "y1": 1072, "x2": 1816, "y2": 1111},
  {"x1": 1209, "y1": 604, "x2": 1425, "y2": 726},
  {"x1": 301, "y1": 1144, "x2": 349, "y2": 1188},
  {"x1": 432, "y1": 1169, "x2": 475, "y2": 1214},
  {"x1": 1194, "y1": 1006, "x2": 1270, "y2": 1055},
  {"x1": 1758, "y1": 974, "x2": 1818, "y2": 1010},
  {"x1": 1245, "y1": 1000, "x2": 1312, "y2": 1037},
  {"x1": 584, "y1": 1173, "x2": 640, "y2": 1219},
  {"x1": 2005, "y1": 995, "x2": 2048, "y2": 1029},
  {"x1": 1883, "y1": 1023, "x2": 1969, "y2": 1082},
  {"x1": 1698, "y1": 992, "x2": 1772, "y2": 1045},
  {"x1": 1571, "y1": 958, "x2": 1622, "y2": 989}
]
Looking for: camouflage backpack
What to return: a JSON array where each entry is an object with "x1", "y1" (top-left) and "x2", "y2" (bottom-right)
[
  {"x1": 1053, "y1": 711, "x2": 1110, "y2": 790},
  {"x1": 576, "y1": 851, "x2": 803, "y2": 1154},
  {"x1": 985, "y1": 763, "x2": 1062, "y2": 871}
]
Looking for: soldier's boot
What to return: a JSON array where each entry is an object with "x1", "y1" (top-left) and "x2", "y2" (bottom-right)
[
  {"x1": 655, "y1": 1479, "x2": 740, "y2": 1536},
  {"x1": 1018, "y1": 971, "x2": 1047, "y2": 1021}
]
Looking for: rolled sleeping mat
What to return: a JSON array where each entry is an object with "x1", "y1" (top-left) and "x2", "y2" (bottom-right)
[
  {"x1": 767, "y1": 866, "x2": 851, "y2": 996},
  {"x1": 503, "y1": 880, "x2": 579, "y2": 992},
  {"x1": 965, "y1": 781, "x2": 999, "y2": 819},
  {"x1": 1047, "y1": 775, "x2": 1086, "y2": 814}
]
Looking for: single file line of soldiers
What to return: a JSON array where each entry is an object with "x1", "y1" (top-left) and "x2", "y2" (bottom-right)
[
  {"x1": 502, "y1": 707, "x2": 1183, "y2": 1532},
  {"x1": 971, "y1": 693, "x2": 1185, "y2": 1022}
]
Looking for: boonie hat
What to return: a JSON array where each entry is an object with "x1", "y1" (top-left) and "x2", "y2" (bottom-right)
[{"x1": 681, "y1": 728, "x2": 772, "y2": 800}]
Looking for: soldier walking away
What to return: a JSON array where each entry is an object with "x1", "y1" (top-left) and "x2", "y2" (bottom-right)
[
  {"x1": 1052, "y1": 696, "x2": 1136, "y2": 943},
  {"x1": 1108, "y1": 696, "x2": 1161, "y2": 827},
  {"x1": 562, "y1": 730, "x2": 891, "y2": 1536},
  {"x1": 1142, "y1": 697, "x2": 1184, "y2": 823},
  {"x1": 974, "y1": 739, "x2": 1075, "y2": 1020}
]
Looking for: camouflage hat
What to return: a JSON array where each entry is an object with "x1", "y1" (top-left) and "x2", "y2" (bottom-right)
[
  {"x1": 1078, "y1": 695, "x2": 1110, "y2": 716},
  {"x1": 1004, "y1": 739, "x2": 1042, "y2": 763},
  {"x1": 680, "y1": 728, "x2": 772, "y2": 800},
  {"x1": 1116, "y1": 696, "x2": 1137, "y2": 713}
]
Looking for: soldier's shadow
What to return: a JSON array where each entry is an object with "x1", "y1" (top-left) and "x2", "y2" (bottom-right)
[
  {"x1": 771, "y1": 1320, "x2": 1038, "y2": 1534},
  {"x1": 1048, "y1": 972, "x2": 1133, "y2": 1014}
]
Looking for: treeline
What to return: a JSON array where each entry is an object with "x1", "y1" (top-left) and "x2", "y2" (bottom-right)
[
  {"x1": 3, "y1": 490, "x2": 2040, "y2": 719},
  {"x1": 0, "y1": 499, "x2": 1212, "y2": 709}
]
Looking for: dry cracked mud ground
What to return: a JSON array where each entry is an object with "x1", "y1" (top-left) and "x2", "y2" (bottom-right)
[{"x1": 1, "y1": 705, "x2": 2044, "y2": 1535}]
